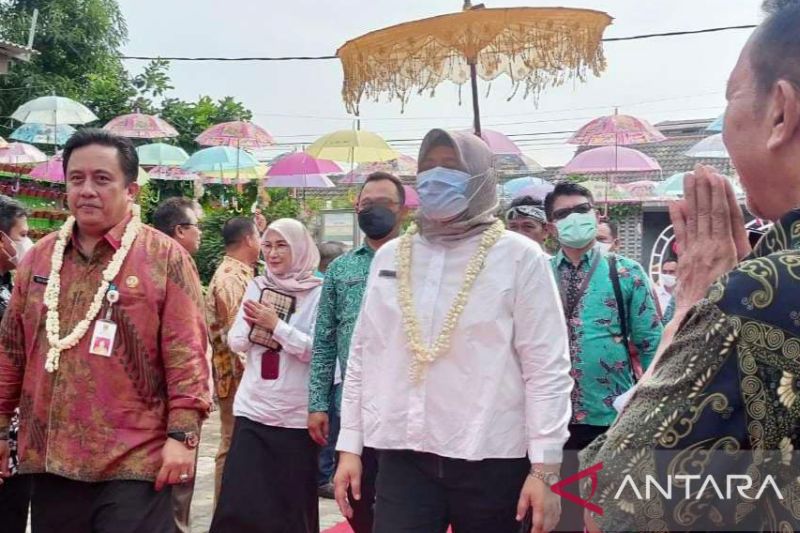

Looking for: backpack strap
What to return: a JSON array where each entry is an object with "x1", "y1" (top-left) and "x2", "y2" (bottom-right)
[{"x1": 608, "y1": 254, "x2": 635, "y2": 381}]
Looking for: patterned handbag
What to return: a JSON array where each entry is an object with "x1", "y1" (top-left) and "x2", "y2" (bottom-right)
[{"x1": 248, "y1": 288, "x2": 296, "y2": 380}]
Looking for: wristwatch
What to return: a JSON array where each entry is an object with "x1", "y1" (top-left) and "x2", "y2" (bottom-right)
[
  {"x1": 529, "y1": 468, "x2": 560, "y2": 487},
  {"x1": 167, "y1": 431, "x2": 199, "y2": 449}
]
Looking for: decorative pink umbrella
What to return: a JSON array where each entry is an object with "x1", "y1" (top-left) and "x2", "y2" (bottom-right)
[
  {"x1": 0, "y1": 142, "x2": 48, "y2": 165},
  {"x1": 265, "y1": 152, "x2": 340, "y2": 188},
  {"x1": 196, "y1": 121, "x2": 275, "y2": 150},
  {"x1": 103, "y1": 113, "x2": 179, "y2": 139},
  {"x1": 149, "y1": 166, "x2": 201, "y2": 181},
  {"x1": 620, "y1": 180, "x2": 659, "y2": 198},
  {"x1": 562, "y1": 146, "x2": 661, "y2": 174},
  {"x1": 471, "y1": 129, "x2": 522, "y2": 154},
  {"x1": 29, "y1": 154, "x2": 65, "y2": 183},
  {"x1": 339, "y1": 154, "x2": 418, "y2": 184},
  {"x1": 403, "y1": 185, "x2": 419, "y2": 208},
  {"x1": 568, "y1": 111, "x2": 666, "y2": 146}
]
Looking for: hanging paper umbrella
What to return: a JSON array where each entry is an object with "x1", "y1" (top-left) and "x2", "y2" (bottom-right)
[
  {"x1": 148, "y1": 166, "x2": 201, "y2": 181},
  {"x1": 403, "y1": 185, "x2": 419, "y2": 208},
  {"x1": 576, "y1": 180, "x2": 631, "y2": 200},
  {"x1": 10, "y1": 123, "x2": 76, "y2": 145},
  {"x1": 136, "y1": 143, "x2": 190, "y2": 166},
  {"x1": 11, "y1": 95, "x2": 98, "y2": 125},
  {"x1": 0, "y1": 142, "x2": 48, "y2": 165},
  {"x1": 502, "y1": 176, "x2": 551, "y2": 197},
  {"x1": 30, "y1": 153, "x2": 151, "y2": 184},
  {"x1": 196, "y1": 121, "x2": 275, "y2": 150},
  {"x1": 620, "y1": 180, "x2": 659, "y2": 198},
  {"x1": 265, "y1": 153, "x2": 340, "y2": 188},
  {"x1": 201, "y1": 165, "x2": 268, "y2": 181},
  {"x1": 104, "y1": 113, "x2": 179, "y2": 139},
  {"x1": 183, "y1": 146, "x2": 260, "y2": 177},
  {"x1": 265, "y1": 174, "x2": 336, "y2": 188},
  {"x1": 515, "y1": 182, "x2": 555, "y2": 201},
  {"x1": 568, "y1": 111, "x2": 666, "y2": 146},
  {"x1": 461, "y1": 129, "x2": 521, "y2": 154},
  {"x1": 562, "y1": 146, "x2": 661, "y2": 174},
  {"x1": 306, "y1": 130, "x2": 398, "y2": 164},
  {"x1": 493, "y1": 153, "x2": 545, "y2": 175},
  {"x1": 337, "y1": 5, "x2": 611, "y2": 135},
  {"x1": 339, "y1": 154, "x2": 417, "y2": 184},
  {"x1": 706, "y1": 114, "x2": 724, "y2": 133},
  {"x1": 685, "y1": 133, "x2": 728, "y2": 159},
  {"x1": 654, "y1": 171, "x2": 742, "y2": 197}
]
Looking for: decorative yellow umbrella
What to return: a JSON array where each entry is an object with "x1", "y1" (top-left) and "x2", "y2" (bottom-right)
[{"x1": 337, "y1": 3, "x2": 612, "y2": 135}]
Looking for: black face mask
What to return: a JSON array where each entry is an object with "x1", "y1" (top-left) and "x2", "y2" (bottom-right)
[{"x1": 358, "y1": 206, "x2": 397, "y2": 240}]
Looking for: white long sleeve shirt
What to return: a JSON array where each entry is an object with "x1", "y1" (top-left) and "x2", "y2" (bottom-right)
[
  {"x1": 336, "y1": 230, "x2": 572, "y2": 464},
  {"x1": 229, "y1": 278, "x2": 322, "y2": 429}
]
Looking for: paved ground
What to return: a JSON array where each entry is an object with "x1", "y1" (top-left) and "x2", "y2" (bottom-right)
[{"x1": 191, "y1": 411, "x2": 344, "y2": 532}]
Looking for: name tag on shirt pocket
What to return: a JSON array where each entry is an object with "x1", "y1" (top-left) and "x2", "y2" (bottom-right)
[
  {"x1": 33, "y1": 275, "x2": 49, "y2": 285},
  {"x1": 378, "y1": 270, "x2": 396, "y2": 279}
]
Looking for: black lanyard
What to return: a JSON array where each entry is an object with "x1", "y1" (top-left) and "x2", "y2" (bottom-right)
[{"x1": 559, "y1": 252, "x2": 603, "y2": 320}]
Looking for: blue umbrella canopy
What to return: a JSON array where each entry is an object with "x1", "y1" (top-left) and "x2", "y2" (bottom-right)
[
  {"x1": 706, "y1": 114, "x2": 724, "y2": 133},
  {"x1": 10, "y1": 123, "x2": 76, "y2": 145},
  {"x1": 182, "y1": 146, "x2": 259, "y2": 175},
  {"x1": 136, "y1": 143, "x2": 190, "y2": 166}
]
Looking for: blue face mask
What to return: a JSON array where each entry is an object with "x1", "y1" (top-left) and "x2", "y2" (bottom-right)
[{"x1": 417, "y1": 167, "x2": 473, "y2": 222}]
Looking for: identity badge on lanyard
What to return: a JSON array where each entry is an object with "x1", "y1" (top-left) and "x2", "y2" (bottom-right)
[{"x1": 89, "y1": 283, "x2": 119, "y2": 357}]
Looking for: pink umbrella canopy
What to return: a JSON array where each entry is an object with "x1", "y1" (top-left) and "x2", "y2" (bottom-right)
[
  {"x1": 103, "y1": 113, "x2": 179, "y2": 139},
  {"x1": 461, "y1": 129, "x2": 521, "y2": 154},
  {"x1": 339, "y1": 154, "x2": 417, "y2": 184},
  {"x1": 265, "y1": 174, "x2": 336, "y2": 188},
  {"x1": 403, "y1": 185, "x2": 419, "y2": 208},
  {"x1": 568, "y1": 113, "x2": 666, "y2": 146},
  {"x1": 0, "y1": 142, "x2": 48, "y2": 165},
  {"x1": 29, "y1": 154, "x2": 65, "y2": 182},
  {"x1": 196, "y1": 121, "x2": 275, "y2": 150},
  {"x1": 149, "y1": 166, "x2": 201, "y2": 181},
  {"x1": 562, "y1": 146, "x2": 661, "y2": 174},
  {"x1": 267, "y1": 152, "x2": 341, "y2": 176}
]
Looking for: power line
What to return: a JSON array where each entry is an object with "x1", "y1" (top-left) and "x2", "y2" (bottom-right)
[{"x1": 119, "y1": 24, "x2": 756, "y2": 62}]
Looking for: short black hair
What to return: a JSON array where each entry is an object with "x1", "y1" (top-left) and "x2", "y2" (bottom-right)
[
  {"x1": 152, "y1": 197, "x2": 199, "y2": 237},
  {"x1": 359, "y1": 171, "x2": 406, "y2": 206},
  {"x1": 222, "y1": 217, "x2": 257, "y2": 247},
  {"x1": 752, "y1": 0, "x2": 800, "y2": 95},
  {"x1": 0, "y1": 195, "x2": 28, "y2": 235},
  {"x1": 598, "y1": 218, "x2": 618, "y2": 239},
  {"x1": 509, "y1": 195, "x2": 544, "y2": 209},
  {"x1": 544, "y1": 181, "x2": 594, "y2": 221},
  {"x1": 62, "y1": 128, "x2": 139, "y2": 185}
]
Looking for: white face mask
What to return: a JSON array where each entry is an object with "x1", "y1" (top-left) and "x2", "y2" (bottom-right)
[
  {"x1": 11, "y1": 237, "x2": 34, "y2": 265},
  {"x1": 661, "y1": 273, "x2": 677, "y2": 288}
]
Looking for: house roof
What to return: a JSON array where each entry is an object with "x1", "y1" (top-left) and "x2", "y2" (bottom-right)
[{"x1": 0, "y1": 38, "x2": 36, "y2": 61}]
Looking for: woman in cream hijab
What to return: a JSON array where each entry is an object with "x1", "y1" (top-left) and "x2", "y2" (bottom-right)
[
  {"x1": 334, "y1": 129, "x2": 572, "y2": 533},
  {"x1": 212, "y1": 219, "x2": 323, "y2": 533}
]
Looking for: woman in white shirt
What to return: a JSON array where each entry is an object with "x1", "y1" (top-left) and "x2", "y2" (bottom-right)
[
  {"x1": 334, "y1": 129, "x2": 573, "y2": 533},
  {"x1": 211, "y1": 218, "x2": 323, "y2": 533}
]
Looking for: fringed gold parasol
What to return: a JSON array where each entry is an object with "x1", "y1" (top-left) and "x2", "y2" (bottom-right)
[{"x1": 337, "y1": 3, "x2": 612, "y2": 135}]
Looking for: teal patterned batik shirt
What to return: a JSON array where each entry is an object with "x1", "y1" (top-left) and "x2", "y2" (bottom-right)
[
  {"x1": 309, "y1": 245, "x2": 375, "y2": 413},
  {"x1": 551, "y1": 247, "x2": 663, "y2": 426}
]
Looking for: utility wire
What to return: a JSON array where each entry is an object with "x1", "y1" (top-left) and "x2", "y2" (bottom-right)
[{"x1": 119, "y1": 24, "x2": 757, "y2": 61}]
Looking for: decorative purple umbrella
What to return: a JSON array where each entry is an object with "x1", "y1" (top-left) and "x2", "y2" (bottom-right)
[
  {"x1": 29, "y1": 155, "x2": 65, "y2": 183},
  {"x1": 339, "y1": 154, "x2": 417, "y2": 184},
  {"x1": 0, "y1": 142, "x2": 48, "y2": 165},
  {"x1": 562, "y1": 146, "x2": 661, "y2": 174},
  {"x1": 265, "y1": 152, "x2": 340, "y2": 188},
  {"x1": 473, "y1": 129, "x2": 522, "y2": 154},
  {"x1": 403, "y1": 185, "x2": 419, "y2": 208}
]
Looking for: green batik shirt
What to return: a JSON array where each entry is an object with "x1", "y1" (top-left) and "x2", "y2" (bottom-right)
[
  {"x1": 550, "y1": 247, "x2": 663, "y2": 427},
  {"x1": 580, "y1": 210, "x2": 800, "y2": 532},
  {"x1": 309, "y1": 245, "x2": 375, "y2": 413}
]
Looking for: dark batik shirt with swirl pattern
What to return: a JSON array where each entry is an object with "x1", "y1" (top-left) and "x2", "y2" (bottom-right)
[{"x1": 580, "y1": 209, "x2": 800, "y2": 532}]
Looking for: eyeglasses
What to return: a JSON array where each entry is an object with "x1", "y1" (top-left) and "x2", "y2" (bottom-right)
[
  {"x1": 356, "y1": 198, "x2": 399, "y2": 211},
  {"x1": 551, "y1": 202, "x2": 593, "y2": 222},
  {"x1": 262, "y1": 242, "x2": 290, "y2": 255}
]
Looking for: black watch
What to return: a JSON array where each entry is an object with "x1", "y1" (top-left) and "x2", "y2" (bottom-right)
[{"x1": 168, "y1": 431, "x2": 199, "y2": 449}]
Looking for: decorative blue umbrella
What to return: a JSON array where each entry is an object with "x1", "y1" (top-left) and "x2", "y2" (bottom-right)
[
  {"x1": 182, "y1": 146, "x2": 260, "y2": 179},
  {"x1": 706, "y1": 114, "x2": 724, "y2": 133},
  {"x1": 654, "y1": 171, "x2": 743, "y2": 197},
  {"x1": 10, "y1": 123, "x2": 76, "y2": 145},
  {"x1": 501, "y1": 176, "x2": 551, "y2": 197},
  {"x1": 136, "y1": 143, "x2": 189, "y2": 166}
]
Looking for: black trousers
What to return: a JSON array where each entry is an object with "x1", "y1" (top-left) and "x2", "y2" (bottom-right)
[
  {"x1": 346, "y1": 446, "x2": 378, "y2": 533},
  {"x1": 0, "y1": 473, "x2": 32, "y2": 533},
  {"x1": 29, "y1": 473, "x2": 173, "y2": 533},
  {"x1": 557, "y1": 424, "x2": 609, "y2": 533},
  {"x1": 210, "y1": 416, "x2": 319, "y2": 533},
  {"x1": 373, "y1": 450, "x2": 530, "y2": 533}
]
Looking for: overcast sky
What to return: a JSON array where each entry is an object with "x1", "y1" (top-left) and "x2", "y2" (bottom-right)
[{"x1": 117, "y1": 0, "x2": 763, "y2": 166}]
